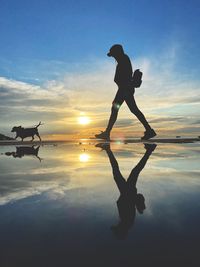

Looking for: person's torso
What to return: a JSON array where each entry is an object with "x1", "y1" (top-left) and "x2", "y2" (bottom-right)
[
  {"x1": 114, "y1": 54, "x2": 133, "y2": 87},
  {"x1": 116, "y1": 186, "x2": 137, "y2": 222}
]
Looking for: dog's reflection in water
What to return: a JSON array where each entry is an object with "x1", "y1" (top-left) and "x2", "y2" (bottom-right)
[
  {"x1": 5, "y1": 146, "x2": 42, "y2": 162},
  {"x1": 96, "y1": 143, "x2": 156, "y2": 239}
]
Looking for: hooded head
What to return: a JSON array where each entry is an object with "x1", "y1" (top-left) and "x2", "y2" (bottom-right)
[{"x1": 107, "y1": 44, "x2": 124, "y2": 58}]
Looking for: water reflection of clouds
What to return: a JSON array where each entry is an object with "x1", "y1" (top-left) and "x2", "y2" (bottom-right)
[
  {"x1": 0, "y1": 143, "x2": 199, "y2": 208},
  {"x1": 143, "y1": 178, "x2": 200, "y2": 231},
  {"x1": 0, "y1": 144, "x2": 105, "y2": 205}
]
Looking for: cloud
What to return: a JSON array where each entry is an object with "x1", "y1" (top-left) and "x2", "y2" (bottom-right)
[
  {"x1": 149, "y1": 117, "x2": 186, "y2": 124},
  {"x1": 191, "y1": 120, "x2": 200, "y2": 125},
  {"x1": 0, "y1": 50, "x2": 200, "y2": 138}
]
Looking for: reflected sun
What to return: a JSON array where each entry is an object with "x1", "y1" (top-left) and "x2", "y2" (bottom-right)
[
  {"x1": 79, "y1": 153, "x2": 90, "y2": 162},
  {"x1": 78, "y1": 116, "x2": 90, "y2": 125}
]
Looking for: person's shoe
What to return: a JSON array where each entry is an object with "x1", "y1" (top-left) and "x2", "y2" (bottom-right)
[
  {"x1": 95, "y1": 131, "x2": 110, "y2": 140},
  {"x1": 141, "y1": 129, "x2": 156, "y2": 140},
  {"x1": 95, "y1": 143, "x2": 110, "y2": 151}
]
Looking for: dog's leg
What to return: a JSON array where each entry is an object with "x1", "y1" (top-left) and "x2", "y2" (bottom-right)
[
  {"x1": 36, "y1": 133, "x2": 41, "y2": 142},
  {"x1": 36, "y1": 155, "x2": 42, "y2": 162},
  {"x1": 31, "y1": 136, "x2": 34, "y2": 142}
]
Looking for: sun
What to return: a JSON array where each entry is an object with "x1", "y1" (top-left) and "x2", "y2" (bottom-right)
[{"x1": 78, "y1": 116, "x2": 90, "y2": 125}]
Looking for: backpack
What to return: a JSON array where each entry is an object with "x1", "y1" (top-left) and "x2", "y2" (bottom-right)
[{"x1": 131, "y1": 69, "x2": 143, "y2": 88}]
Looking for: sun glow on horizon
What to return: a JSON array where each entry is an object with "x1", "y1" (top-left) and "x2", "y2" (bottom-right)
[{"x1": 78, "y1": 116, "x2": 91, "y2": 125}]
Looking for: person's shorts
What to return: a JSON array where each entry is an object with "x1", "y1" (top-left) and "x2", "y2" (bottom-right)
[{"x1": 113, "y1": 87, "x2": 135, "y2": 106}]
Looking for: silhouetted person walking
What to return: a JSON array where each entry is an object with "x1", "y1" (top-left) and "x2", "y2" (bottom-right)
[
  {"x1": 96, "y1": 142, "x2": 156, "y2": 239},
  {"x1": 95, "y1": 44, "x2": 156, "y2": 140}
]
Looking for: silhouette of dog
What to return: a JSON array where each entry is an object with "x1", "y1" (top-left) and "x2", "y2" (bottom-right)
[{"x1": 11, "y1": 122, "x2": 42, "y2": 141}]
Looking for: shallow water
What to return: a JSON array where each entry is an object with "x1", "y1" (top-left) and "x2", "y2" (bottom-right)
[{"x1": 0, "y1": 142, "x2": 200, "y2": 267}]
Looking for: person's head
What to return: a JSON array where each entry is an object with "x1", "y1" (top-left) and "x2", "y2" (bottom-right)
[
  {"x1": 107, "y1": 44, "x2": 124, "y2": 60},
  {"x1": 135, "y1": 193, "x2": 146, "y2": 214}
]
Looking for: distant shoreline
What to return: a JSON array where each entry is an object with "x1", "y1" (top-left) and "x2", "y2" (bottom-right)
[{"x1": 0, "y1": 137, "x2": 200, "y2": 146}]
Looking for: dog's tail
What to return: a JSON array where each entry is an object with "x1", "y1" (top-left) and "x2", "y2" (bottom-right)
[{"x1": 35, "y1": 121, "x2": 44, "y2": 128}]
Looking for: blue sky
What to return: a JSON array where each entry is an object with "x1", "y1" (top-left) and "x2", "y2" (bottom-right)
[
  {"x1": 0, "y1": 0, "x2": 200, "y2": 138},
  {"x1": 0, "y1": 0, "x2": 200, "y2": 81}
]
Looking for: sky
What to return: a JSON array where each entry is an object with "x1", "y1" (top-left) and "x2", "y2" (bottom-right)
[{"x1": 0, "y1": 0, "x2": 200, "y2": 139}]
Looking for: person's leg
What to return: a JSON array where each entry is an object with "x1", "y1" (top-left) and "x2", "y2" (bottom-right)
[
  {"x1": 95, "y1": 143, "x2": 126, "y2": 193},
  {"x1": 125, "y1": 91, "x2": 151, "y2": 131},
  {"x1": 95, "y1": 89, "x2": 124, "y2": 139},
  {"x1": 105, "y1": 89, "x2": 124, "y2": 133},
  {"x1": 127, "y1": 144, "x2": 156, "y2": 187},
  {"x1": 104, "y1": 145, "x2": 127, "y2": 194},
  {"x1": 124, "y1": 90, "x2": 156, "y2": 139}
]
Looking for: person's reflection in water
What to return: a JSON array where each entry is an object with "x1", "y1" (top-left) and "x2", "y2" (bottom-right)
[{"x1": 96, "y1": 143, "x2": 156, "y2": 239}]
